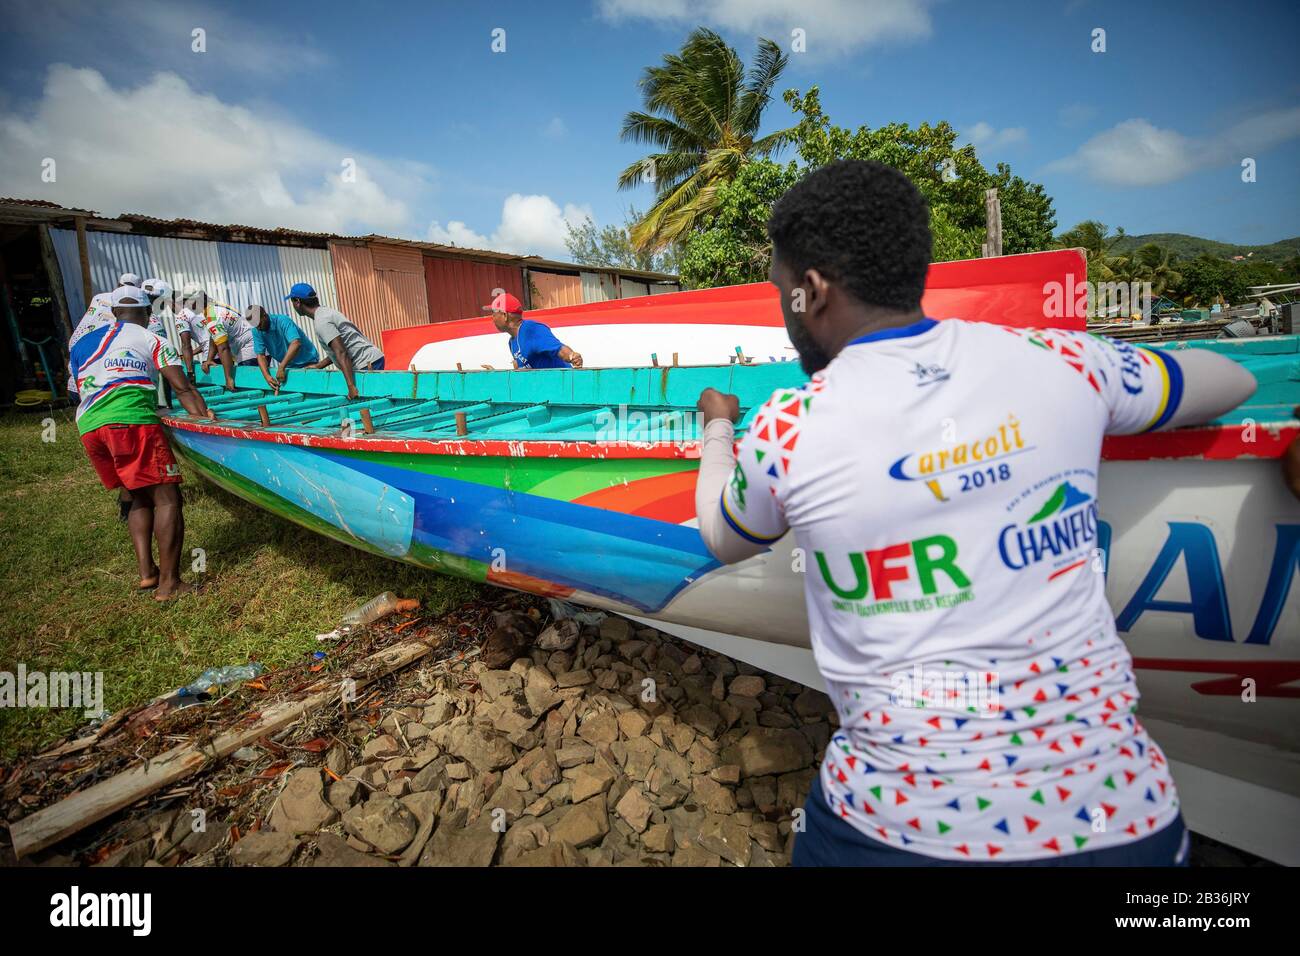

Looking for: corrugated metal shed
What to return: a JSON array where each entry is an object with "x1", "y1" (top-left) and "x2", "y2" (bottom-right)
[
  {"x1": 329, "y1": 241, "x2": 429, "y2": 346},
  {"x1": 50, "y1": 228, "x2": 152, "y2": 318},
  {"x1": 530, "y1": 270, "x2": 583, "y2": 310},
  {"x1": 622, "y1": 279, "x2": 650, "y2": 298},
  {"x1": 580, "y1": 271, "x2": 608, "y2": 303},
  {"x1": 423, "y1": 256, "x2": 524, "y2": 323}
]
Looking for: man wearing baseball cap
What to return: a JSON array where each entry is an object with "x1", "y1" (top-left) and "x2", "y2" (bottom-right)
[
  {"x1": 286, "y1": 282, "x2": 383, "y2": 401},
  {"x1": 484, "y1": 291, "x2": 583, "y2": 370},
  {"x1": 70, "y1": 285, "x2": 213, "y2": 600}
]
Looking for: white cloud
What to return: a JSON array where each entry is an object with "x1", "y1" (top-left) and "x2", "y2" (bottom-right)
[
  {"x1": 0, "y1": 65, "x2": 431, "y2": 234},
  {"x1": 597, "y1": 0, "x2": 935, "y2": 57},
  {"x1": 1047, "y1": 108, "x2": 1300, "y2": 186},
  {"x1": 427, "y1": 194, "x2": 593, "y2": 257},
  {"x1": 0, "y1": 0, "x2": 327, "y2": 78},
  {"x1": 962, "y1": 122, "x2": 1027, "y2": 151}
]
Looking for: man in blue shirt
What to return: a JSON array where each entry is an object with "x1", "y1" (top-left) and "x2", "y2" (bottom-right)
[
  {"x1": 246, "y1": 306, "x2": 320, "y2": 391},
  {"x1": 484, "y1": 292, "x2": 582, "y2": 370}
]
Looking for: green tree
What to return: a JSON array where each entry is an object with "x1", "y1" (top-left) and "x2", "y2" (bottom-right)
[
  {"x1": 618, "y1": 29, "x2": 796, "y2": 252},
  {"x1": 1175, "y1": 255, "x2": 1248, "y2": 306},
  {"x1": 678, "y1": 160, "x2": 801, "y2": 288},
  {"x1": 564, "y1": 208, "x2": 680, "y2": 274},
  {"x1": 1056, "y1": 220, "x2": 1128, "y2": 286}
]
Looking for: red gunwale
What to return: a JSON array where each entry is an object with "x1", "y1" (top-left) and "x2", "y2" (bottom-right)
[{"x1": 163, "y1": 416, "x2": 1298, "y2": 463}]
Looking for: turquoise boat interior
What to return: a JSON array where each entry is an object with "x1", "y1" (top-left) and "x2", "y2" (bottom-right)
[{"x1": 176, "y1": 334, "x2": 1300, "y2": 442}]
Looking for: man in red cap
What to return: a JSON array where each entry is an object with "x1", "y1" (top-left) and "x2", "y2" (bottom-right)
[{"x1": 484, "y1": 291, "x2": 582, "y2": 370}]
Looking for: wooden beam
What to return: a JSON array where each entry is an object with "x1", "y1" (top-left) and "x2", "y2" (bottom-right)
[
  {"x1": 454, "y1": 411, "x2": 468, "y2": 436},
  {"x1": 257, "y1": 405, "x2": 271, "y2": 427},
  {"x1": 74, "y1": 216, "x2": 92, "y2": 308},
  {"x1": 983, "y1": 188, "x2": 1002, "y2": 258},
  {"x1": 359, "y1": 407, "x2": 375, "y2": 434},
  {"x1": 10, "y1": 631, "x2": 448, "y2": 859}
]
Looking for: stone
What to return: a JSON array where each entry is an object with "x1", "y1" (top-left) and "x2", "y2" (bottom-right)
[
  {"x1": 692, "y1": 775, "x2": 739, "y2": 814},
  {"x1": 617, "y1": 710, "x2": 652, "y2": 739},
  {"x1": 728, "y1": 675, "x2": 766, "y2": 698},
  {"x1": 555, "y1": 742, "x2": 596, "y2": 769},
  {"x1": 556, "y1": 669, "x2": 593, "y2": 688},
  {"x1": 710, "y1": 764, "x2": 742, "y2": 785},
  {"x1": 448, "y1": 726, "x2": 517, "y2": 773},
  {"x1": 570, "y1": 763, "x2": 616, "y2": 803},
  {"x1": 479, "y1": 670, "x2": 523, "y2": 701},
  {"x1": 420, "y1": 809, "x2": 501, "y2": 867},
  {"x1": 268, "y1": 769, "x2": 338, "y2": 835},
  {"x1": 672, "y1": 844, "x2": 721, "y2": 867},
  {"x1": 525, "y1": 674, "x2": 563, "y2": 717},
  {"x1": 536, "y1": 620, "x2": 580, "y2": 651},
  {"x1": 599, "y1": 616, "x2": 632, "y2": 642},
  {"x1": 549, "y1": 795, "x2": 610, "y2": 848},
  {"x1": 526, "y1": 749, "x2": 563, "y2": 792},
  {"x1": 697, "y1": 814, "x2": 752, "y2": 867},
  {"x1": 777, "y1": 769, "x2": 816, "y2": 811},
  {"x1": 362, "y1": 734, "x2": 402, "y2": 761},
  {"x1": 751, "y1": 821, "x2": 783, "y2": 852},
  {"x1": 505, "y1": 841, "x2": 585, "y2": 866},
  {"x1": 678, "y1": 704, "x2": 724, "y2": 740},
  {"x1": 793, "y1": 688, "x2": 833, "y2": 718},
  {"x1": 643, "y1": 823, "x2": 675, "y2": 853},
  {"x1": 342, "y1": 794, "x2": 419, "y2": 855},
  {"x1": 615, "y1": 787, "x2": 654, "y2": 833},
  {"x1": 681, "y1": 654, "x2": 703, "y2": 675},
  {"x1": 722, "y1": 727, "x2": 814, "y2": 778},
  {"x1": 328, "y1": 780, "x2": 363, "y2": 814},
  {"x1": 398, "y1": 790, "x2": 444, "y2": 865},
  {"x1": 230, "y1": 831, "x2": 299, "y2": 867},
  {"x1": 577, "y1": 711, "x2": 619, "y2": 746},
  {"x1": 313, "y1": 832, "x2": 393, "y2": 867}
]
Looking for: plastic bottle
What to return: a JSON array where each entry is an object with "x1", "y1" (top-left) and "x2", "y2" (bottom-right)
[
  {"x1": 340, "y1": 592, "x2": 419, "y2": 628},
  {"x1": 177, "y1": 662, "x2": 265, "y2": 698}
]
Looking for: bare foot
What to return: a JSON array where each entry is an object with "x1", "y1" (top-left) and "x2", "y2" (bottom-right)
[
  {"x1": 154, "y1": 580, "x2": 200, "y2": 602},
  {"x1": 139, "y1": 565, "x2": 160, "y2": 590}
]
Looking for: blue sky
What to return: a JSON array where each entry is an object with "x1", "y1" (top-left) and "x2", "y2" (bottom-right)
[{"x1": 1, "y1": 0, "x2": 1296, "y2": 257}]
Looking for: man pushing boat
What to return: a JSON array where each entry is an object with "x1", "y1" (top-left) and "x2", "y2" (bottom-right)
[
  {"x1": 287, "y1": 283, "x2": 385, "y2": 401},
  {"x1": 693, "y1": 159, "x2": 1257, "y2": 866},
  {"x1": 483, "y1": 291, "x2": 583, "y2": 370},
  {"x1": 71, "y1": 286, "x2": 214, "y2": 600}
]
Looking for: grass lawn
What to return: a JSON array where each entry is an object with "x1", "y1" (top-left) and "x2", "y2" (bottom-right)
[{"x1": 0, "y1": 406, "x2": 481, "y2": 758}]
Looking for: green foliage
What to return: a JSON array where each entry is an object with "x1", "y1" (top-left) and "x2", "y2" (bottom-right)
[
  {"x1": 619, "y1": 28, "x2": 796, "y2": 251},
  {"x1": 679, "y1": 161, "x2": 801, "y2": 288},
  {"x1": 669, "y1": 84, "x2": 1058, "y2": 287},
  {"x1": 565, "y1": 207, "x2": 680, "y2": 275},
  {"x1": 1109, "y1": 233, "x2": 1300, "y2": 265}
]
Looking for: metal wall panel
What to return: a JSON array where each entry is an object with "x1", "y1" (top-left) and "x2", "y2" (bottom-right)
[
  {"x1": 423, "y1": 256, "x2": 524, "y2": 323},
  {"x1": 50, "y1": 228, "x2": 152, "y2": 319},
  {"x1": 580, "y1": 271, "x2": 608, "y2": 303},
  {"x1": 621, "y1": 279, "x2": 650, "y2": 298},
  {"x1": 530, "y1": 270, "x2": 583, "y2": 310},
  {"x1": 144, "y1": 235, "x2": 225, "y2": 305},
  {"x1": 649, "y1": 282, "x2": 679, "y2": 295},
  {"x1": 278, "y1": 245, "x2": 338, "y2": 348},
  {"x1": 327, "y1": 241, "x2": 430, "y2": 345}
]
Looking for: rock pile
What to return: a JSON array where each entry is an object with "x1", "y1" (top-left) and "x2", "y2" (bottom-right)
[{"x1": 92, "y1": 612, "x2": 839, "y2": 867}]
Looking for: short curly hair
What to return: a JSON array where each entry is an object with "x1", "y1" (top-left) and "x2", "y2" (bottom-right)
[{"x1": 767, "y1": 159, "x2": 931, "y2": 311}]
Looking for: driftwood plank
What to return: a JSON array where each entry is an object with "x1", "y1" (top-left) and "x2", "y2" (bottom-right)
[{"x1": 10, "y1": 633, "x2": 444, "y2": 859}]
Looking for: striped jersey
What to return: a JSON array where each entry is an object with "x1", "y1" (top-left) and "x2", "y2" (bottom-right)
[
  {"x1": 70, "y1": 321, "x2": 181, "y2": 435},
  {"x1": 722, "y1": 318, "x2": 1184, "y2": 861}
]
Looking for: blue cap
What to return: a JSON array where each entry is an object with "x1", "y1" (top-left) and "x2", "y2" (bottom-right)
[{"x1": 286, "y1": 282, "x2": 317, "y2": 301}]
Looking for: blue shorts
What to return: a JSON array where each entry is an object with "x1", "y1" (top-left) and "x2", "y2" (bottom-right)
[
  {"x1": 367, "y1": 357, "x2": 385, "y2": 371},
  {"x1": 792, "y1": 772, "x2": 1190, "y2": 867}
]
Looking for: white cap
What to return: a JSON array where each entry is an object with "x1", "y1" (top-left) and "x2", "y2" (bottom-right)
[
  {"x1": 110, "y1": 285, "x2": 148, "y2": 307},
  {"x1": 118, "y1": 272, "x2": 141, "y2": 287},
  {"x1": 141, "y1": 278, "x2": 172, "y2": 300},
  {"x1": 181, "y1": 282, "x2": 205, "y2": 298}
]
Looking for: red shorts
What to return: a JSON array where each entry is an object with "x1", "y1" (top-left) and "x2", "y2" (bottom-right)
[{"x1": 81, "y1": 422, "x2": 182, "y2": 491}]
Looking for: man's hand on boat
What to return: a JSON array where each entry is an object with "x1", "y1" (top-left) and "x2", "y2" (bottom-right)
[
  {"x1": 697, "y1": 387, "x2": 741, "y2": 424},
  {"x1": 559, "y1": 346, "x2": 583, "y2": 368}
]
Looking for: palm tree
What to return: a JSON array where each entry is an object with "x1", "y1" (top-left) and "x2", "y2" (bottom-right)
[
  {"x1": 1132, "y1": 243, "x2": 1183, "y2": 297},
  {"x1": 618, "y1": 29, "x2": 795, "y2": 252}
]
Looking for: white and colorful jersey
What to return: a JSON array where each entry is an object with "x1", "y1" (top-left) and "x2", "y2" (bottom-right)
[
  {"x1": 178, "y1": 303, "x2": 246, "y2": 361},
  {"x1": 66, "y1": 293, "x2": 116, "y2": 393},
  {"x1": 722, "y1": 318, "x2": 1184, "y2": 861},
  {"x1": 148, "y1": 310, "x2": 191, "y2": 346},
  {"x1": 70, "y1": 321, "x2": 181, "y2": 435}
]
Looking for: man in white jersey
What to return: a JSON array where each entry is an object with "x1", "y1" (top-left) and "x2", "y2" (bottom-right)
[
  {"x1": 694, "y1": 160, "x2": 1257, "y2": 866},
  {"x1": 71, "y1": 286, "x2": 213, "y2": 599},
  {"x1": 177, "y1": 284, "x2": 242, "y2": 392}
]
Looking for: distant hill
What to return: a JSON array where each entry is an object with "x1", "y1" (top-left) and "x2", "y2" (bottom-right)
[{"x1": 1108, "y1": 233, "x2": 1300, "y2": 264}]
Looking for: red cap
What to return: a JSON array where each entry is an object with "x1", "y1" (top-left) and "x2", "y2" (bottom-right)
[{"x1": 483, "y1": 291, "x2": 524, "y2": 315}]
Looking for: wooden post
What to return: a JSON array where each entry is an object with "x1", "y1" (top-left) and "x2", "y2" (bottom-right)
[
  {"x1": 257, "y1": 405, "x2": 271, "y2": 427},
  {"x1": 672, "y1": 352, "x2": 679, "y2": 367},
  {"x1": 454, "y1": 411, "x2": 468, "y2": 436},
  {"x1": 455, "y1": 362, "x2": 463, "y2": 371},
  {"x1": 983, "y1": 188, "x2": 1002, "y2": 258},
  {"x1": 74, "y1": 216, "x2": 92, "y2": 308},
  {"x1": 359, "y1": 407, "x2": 375, "y2": 434},
  {"x1": 651, "y1": 353, "x2": 659, "y2": 367},
  {"x1": 37, "y1": 225, "x2": 73, "y2": 337}
]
